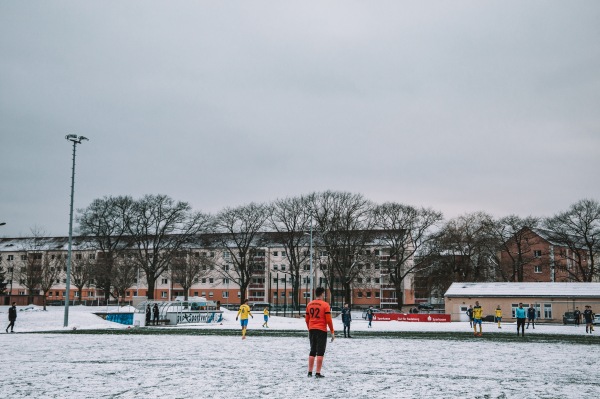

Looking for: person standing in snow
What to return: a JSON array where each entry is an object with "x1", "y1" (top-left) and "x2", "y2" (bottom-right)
[
  {"x1": 145, "y1": 304, "x2": 151, "y2": 326},
  {"x1": 516, "y1": 303, "x2": 527, "y2": 336},
  {"x1": 467, "y1": 305, "x2": 474, "y2": 328},
  {"x1": 495, "y1": 305, "x2": 502, "y2": 329},
  {"x1": 6, "y1": 302, "x2": 17, "y2": 333},
  {"x1": 341, "y1": 303, "x2": 352, "y2": 338},
  {"x1": 236, "y1": 299, "x2": 253, "y2": 339},
  {"x1": 583, "y1": 305, "x2": 594, "y2": 334},
  {"x1": 152, "y1": 303, "x2": 159, "y2": 325},
  {"x1": 573, "y1": 307, "x2": 581, "y2": 327},
  {"x1": 262, "y1": 307, "x2": 269, "y2": 328},
  {"x1": 366, "y1": 306, "x2": 374, "y2": 328},
  {"x1": 526, "y1": 304, "x2": 536, "y2": 329},
  {"x1": 472, "y1": 301, "x2": 483, "y2": 336},
  {"x1": 305, "y1": 287, "x2": 335, "y2": 378}
]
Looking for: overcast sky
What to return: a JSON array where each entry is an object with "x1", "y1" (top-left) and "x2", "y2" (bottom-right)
[{"x1": 1, "y1": 1, "x2": 599, "y2": 238}]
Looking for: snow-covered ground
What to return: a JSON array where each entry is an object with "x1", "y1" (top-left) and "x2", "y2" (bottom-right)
[{"x1": 1, "y1": 306, "x2": 599, "y2": 398}]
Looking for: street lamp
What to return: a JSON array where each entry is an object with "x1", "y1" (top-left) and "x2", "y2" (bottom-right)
[{"x1": 64, "y1": 134, "x2": 89, "y2": 327}]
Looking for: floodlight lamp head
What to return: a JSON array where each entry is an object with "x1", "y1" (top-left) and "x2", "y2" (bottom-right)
[{"x1": 65, "y1": 134, "x2": 89, "y2": 144}]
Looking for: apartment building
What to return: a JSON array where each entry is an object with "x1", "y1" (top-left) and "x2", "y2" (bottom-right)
[{"x1": 0, "y1": 233, "x2": 415, "y2": 309}]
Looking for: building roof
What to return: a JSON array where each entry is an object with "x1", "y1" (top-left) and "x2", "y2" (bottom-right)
[{"x1": 445, "y1": 282, "x2": 600, "y2": 298}]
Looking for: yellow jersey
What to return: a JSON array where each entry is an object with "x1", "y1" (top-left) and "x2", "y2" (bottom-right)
[
  {"x1": 473, "y1": 305, "x2": 483, "y2": 319},
  {"x1": 237, "y1": 304, "x2": 252, "y2": 320},
  {"x1": 263, "y1": 309, "x2": 269, "y2": 317},
  {"x1": 495, "y1": 309, "x2": 502, "y2": 318}
]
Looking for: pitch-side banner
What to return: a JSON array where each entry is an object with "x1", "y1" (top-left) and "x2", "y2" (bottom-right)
[{"x1": 372, "y1": 313, "x2": 451, "y2": 322}]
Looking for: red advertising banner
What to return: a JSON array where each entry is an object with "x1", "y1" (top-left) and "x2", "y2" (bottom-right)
[{"x1": 372, "y1": 313, "x2": 451, "y2": 322}]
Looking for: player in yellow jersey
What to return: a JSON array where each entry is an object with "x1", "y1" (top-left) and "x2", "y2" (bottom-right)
[
  {"x1": 262, "y1": 307, "x2": 270, "y2": 328},
  {"x1": 473, "y1": 301, "x2": 483, "y2": 336},
  {"x1": 236, "y1": 299, "x2": 253, "y2": 339},
  {"x1": 495, "y1": 305, "x2": 502, "y2": 329}
]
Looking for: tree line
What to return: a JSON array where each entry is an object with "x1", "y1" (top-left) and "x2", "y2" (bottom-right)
[{"x1": 1, "y1": 192, "x2": 598, "y2": 309}]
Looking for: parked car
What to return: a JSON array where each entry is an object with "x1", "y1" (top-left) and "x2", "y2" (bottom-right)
[
  {"x1": 482, "y1": 315, "x2": 495, "y2": 322},
  {"x1": 563, "y1": 312, "x2": 577, "y2": 325},
  {"x1": 417, "y1": 303, "x2": 435, "y2": 310},
  {"x1": 593, "y1": 314, "x2": 600, "y2": 326}
]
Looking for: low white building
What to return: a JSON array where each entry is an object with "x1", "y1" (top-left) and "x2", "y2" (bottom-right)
[{"x1": 444, "y1": 282, "x2": 600, "y2": 322}]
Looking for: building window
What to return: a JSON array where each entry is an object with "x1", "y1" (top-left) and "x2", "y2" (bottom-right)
[
  {"x1": 273, "y1": 251, "x2": 278, "y2": 257},
  {"x1": 223, "y1": 278, "x2": 229, "y2": 285},
  {"x1": 543, "y1": 304, "x2": 552, "y2": 319},
  {"x1": 366, "y1": 292, "x2": 372, "y2": 298},
  {"x1": 209, "y1": 292, "x2": 214, "y2": 298},
  {"x1": 273, "y1": 265, "x2": 278, "y2": 270},
  {"x1": 8, "y1": 255, "x2": 14, "y2": 261},
  {"x1": 534, "y1": 265, "x2": 542, "y2": 273},
  {"x1": 222, "y1": 292, "x2": 229, "y2": 298},
  {"x1": 273, "y1": 292, "x2": 278, "y2": 298},
  {"x1": 209, "y1": 278, "x2": 214, "y2": 284},
  {"x1": 303, "y1": 292, "x2": 310, "y2": 298},
  {"x1": 237, "y1": 291, "x2": 241, "y2": 298},
  {"x1": 375, "y1": 292, "x2": 380, "y2": 298},
  {"x1": 89, "y1": 253, "x2": 96, "y2": 260},
  {"x1": 511, "y1": 304, "x2": 519, "y2": 318},
  {"x1": 161, "y1": 278, "x2": 168, "y2": 284},
  {"x1": 281, "y1": 265, "x2": 286, "y2": 271},
  {"x1": 21, "y1": 255, "x2": 27, "y2": 260},
  {"x1": 161, "y1": 292, "x2": 167, "y2": 298},
  {"x1": 357, "y1": 292, "x2": 363, "y2": 298},
  {"x1": 534, "y1": 250, "x2": 542, "y2": 258}
]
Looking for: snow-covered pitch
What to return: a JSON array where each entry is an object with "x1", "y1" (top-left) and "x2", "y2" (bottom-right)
[{"x1": 1, "y1": 306, "x2": 598, "y2": 398}]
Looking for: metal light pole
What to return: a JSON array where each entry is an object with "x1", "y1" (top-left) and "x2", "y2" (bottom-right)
[
  {"x1": 309, "y1": 219, "x2": 313, "y2": 302},
  {"x1": 64, "y1": 134, "x2": 89, "y2": 327}
]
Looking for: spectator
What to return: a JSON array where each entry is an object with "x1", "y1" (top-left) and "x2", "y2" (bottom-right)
[
  {"x1": 467, "y1": 305, "x2": 474, "y2": 328},
  {"x1": 153, "y1": 303, "x2": 159, "y2": 325},
  {"x1": 6, "y1": 302, "x2": 17, "y2": 333},
  {"x1": 145, "y1": 304, "x2": 151, "y2": 326},
  {"x1": 341, "y1": 303, "x2": 352, "y2": 338},
  {"x1": 573, "y1": 307, "x2": 581, "y2": 327},
  {"x1": 526, "y1": 305, "x2": 536, "y2": 329}
]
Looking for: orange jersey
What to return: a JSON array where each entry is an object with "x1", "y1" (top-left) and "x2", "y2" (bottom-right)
[{"x1": 305, "y1": 299, "x2": 334, "y2": 333}]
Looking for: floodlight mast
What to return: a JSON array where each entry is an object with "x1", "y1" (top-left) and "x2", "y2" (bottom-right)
[{"x1": 64, "y1": 134, "x2": 89, "y2": 327}]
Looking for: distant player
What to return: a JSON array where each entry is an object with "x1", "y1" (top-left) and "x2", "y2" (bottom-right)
[
  {"x1": 366, "y1": 306, "x2": 374, "y2": 328},
  {"x1": 305, "y1": 287, "x2": 335, "y2": 378},
  {"x1": 573, "y1": 307, "x2": 581, "y2": 327},
  {"x1": 467, "y1": 305, "x2": 474, "y2": 328},
  {"x1": 473, "y1": 301, "x2": 483, "y2": 336},
  {"x1": 516, "y1": 302, "x2": 526, "y2": 336},
  {"x1": 583, "y1": 305, "x2": 594, "y2": 334},
  {"x1": 262, "y1": 307, "x2": 270, "y2": 328},
  {"x1": 526, "y1": 304, "x2": 536, "y2": 329},
  {"x1": 236, "y1": 299, "x2": 253, "y2": 339},
  {"x1": 495, "y1": 305, "x2": 502, "y2": 329}
]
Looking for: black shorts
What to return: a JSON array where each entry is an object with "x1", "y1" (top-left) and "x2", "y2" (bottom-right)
[{"x1": 309, "y1": 329, "x2": 328, "y2": 357}]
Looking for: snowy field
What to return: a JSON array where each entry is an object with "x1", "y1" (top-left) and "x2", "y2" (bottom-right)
[{"x1": 1, "y1": 306, "x2": 599, "y2": 398}]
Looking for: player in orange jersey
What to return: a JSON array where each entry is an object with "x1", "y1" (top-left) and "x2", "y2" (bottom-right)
[{"x1": 305, "y1": 287, "x2": 335, "y2": 378}]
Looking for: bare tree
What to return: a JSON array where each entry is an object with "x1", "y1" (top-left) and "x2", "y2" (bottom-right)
[
  {"x1": 171, "y1": 248, "x2": 213, "y2": 301},
  {"x1": 211, "y1": 203, "x2": 270, "y2": 302},
  {"x1": 38, "y1": 252, "x2": 63, "y2": 310},
  {"x1": 77, "y1": 196, "x2": 134, "y2": 301},
  {"x1": 268, "y1": 195, "x2": 313, "y2": 310},
  {"x1": 544, "y1": 199, "x2": 600, "y2": 282},
  {"x1": 488, "y1": 215, "x2": 540, "y2": 282},
  {"x1": 70, "y1": 252, "x2": 95, "y2": 304},
  {"x1": 15, "y1": 228, "x2": 50, "y2": 304},
  {"x1": 309, "y1": 191, "x2": 375, "y2": 307},
  {"x1": 127, "y1": 194, "x2": 212, "y2": 300},
  {"x1": 373, "y1": 203, "x2": 443, "y2": 309},
  {"x1": 418, "y1": 212, "x2": 497, "y2": 298},
  {"x1": 110, "y1": 255, "x2": 138, "y2": 304},
  {"x1": 0, "y1": 257, "x2": 8, "y2": 295}
]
